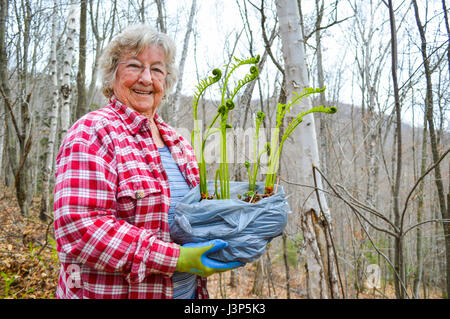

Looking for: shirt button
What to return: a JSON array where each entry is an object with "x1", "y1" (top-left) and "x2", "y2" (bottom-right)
[{"x1": 135, "y1": 190, "x2": 144, "y2": 199}]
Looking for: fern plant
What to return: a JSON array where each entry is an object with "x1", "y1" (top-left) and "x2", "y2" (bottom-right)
[
  {"x1": 191, "y1": 55, "x2": 260, "y2": 199},
  {"x1": 263, "y1": 87, "x2": 337, "y2": 194},
  {"x1": 245, "y1": 111, "x2": 270, "y2": 197}
]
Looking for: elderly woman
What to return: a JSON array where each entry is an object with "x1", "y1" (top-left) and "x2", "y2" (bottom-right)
[{"x1": 53, "y1": 24, "x2": 240, "y2": 299}]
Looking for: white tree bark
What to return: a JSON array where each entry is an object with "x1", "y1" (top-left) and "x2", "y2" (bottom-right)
[
  {"x1": 275, "y1": 0, "x2": 329, "y2": 218},
  {"x1": 276, "y1": 0, "x2": 340, "y2": 299},
  {"x1": 40, "y1": 0, "x2": 60, "y2": 220},
  {"x1": 60, "y1": 3, "x2": 77, "y2": 137}
]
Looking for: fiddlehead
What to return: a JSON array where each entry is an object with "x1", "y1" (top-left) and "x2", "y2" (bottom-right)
[
  {"x1": 221, "y1": 55, "x2": 260, "y2": 104},
  {"x1": 192, "y1": 68, "x2": 222, "y2": 118},
  {"x1": 229, "y1": 65, "x2": 259, "y2": 102}
]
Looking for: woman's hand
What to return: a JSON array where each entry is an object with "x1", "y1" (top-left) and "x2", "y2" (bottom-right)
[{"x1": 176, "y1": 239, "x2": 243, "y2": 277}]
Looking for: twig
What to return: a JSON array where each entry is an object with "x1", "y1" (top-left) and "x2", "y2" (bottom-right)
[
  {"x1": 335, "y1": 184, "x2": 399, "y2": 233},
  {"x1": 249, "y1": 0, "x2": 284, "y2": 73},
  {"x1": 400, "y1": 147, "x2": 450, "y2": 232},
  {"x1": 403, "y1": 219, "x2": 450, "y2": 236},
  {"x1": 313, "y1": 165, "x2": 411, "y2": 299},
  {"x1": 304, "y1": 15, "x2": 355, "y2": 42},
  {"x1": 325, "y1": 181, "x2": 398, "y2": 237},
  {"x1": 0, "y1": 86, "x2": 22, "y2": 144},
  {"x1": 281, "y1": 175, "x2": 398, "y2": 236},
  {"x1": 36, "y1": 219, "x2": 54, "y2": 257},
  {"x1": 249, "y1": 192, "x2": 256, "y2": 203},
  {"x1": 280, "y1": 176, "x2": 335, "y2": 197}
]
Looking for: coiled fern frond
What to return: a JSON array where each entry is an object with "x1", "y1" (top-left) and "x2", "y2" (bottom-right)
[
  {"x1": 229, "y1": 65, "x2": 259, "y2": 101},
  {"x1": 221, "y1": 55, "x2": 260, "y2": 105},
  {"x1": 192, "y1": 68, "x2": 222, "y2": 118}
]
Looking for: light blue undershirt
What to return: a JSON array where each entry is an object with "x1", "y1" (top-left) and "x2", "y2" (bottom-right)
[{"x1": 158, "y1": 144, "x2": 197, "y2": 299}]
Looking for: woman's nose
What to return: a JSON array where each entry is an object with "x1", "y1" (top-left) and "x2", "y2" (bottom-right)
[{"x1": 139, "y1": 67, "x2": 153, "y2": 85}]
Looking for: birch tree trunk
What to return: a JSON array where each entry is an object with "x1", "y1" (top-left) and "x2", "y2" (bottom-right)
[
  {"x1": 39, "y1": 0, "x2": 60, "y2": 222},
  {"x1": 275, "y1": 0, "x2": 340, "y2": 299},
  {"x1": 60, "y1": 3, "x2": 77, "y2": 138}
]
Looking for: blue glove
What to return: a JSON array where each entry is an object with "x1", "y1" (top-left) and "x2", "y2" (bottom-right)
[{"x1": 176, "y1": 239, "x2": 243, "y2": 277}]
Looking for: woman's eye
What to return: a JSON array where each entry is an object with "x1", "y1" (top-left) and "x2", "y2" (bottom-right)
[{"x1": 128, "y1": 64, "x2": 141, "y2": 69}]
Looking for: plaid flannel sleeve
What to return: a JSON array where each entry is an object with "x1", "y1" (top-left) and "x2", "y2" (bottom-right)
[{"x1": 54, "y1": 139, "x2": 180, "y2": 284}]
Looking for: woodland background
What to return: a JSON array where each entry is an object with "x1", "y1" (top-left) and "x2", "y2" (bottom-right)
[{"x1": 0, "y1": 0, "x2": 449, "y2": 299}]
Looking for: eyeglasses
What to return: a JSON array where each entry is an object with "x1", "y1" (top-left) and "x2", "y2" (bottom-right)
[{"x1": 119, "y1": 59, "x2": 167, "y2": 80}]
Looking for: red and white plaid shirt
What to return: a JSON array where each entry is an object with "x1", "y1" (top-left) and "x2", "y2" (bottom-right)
[{"x1": 53, "y1": 97, "x2": 208, "y2": 299}]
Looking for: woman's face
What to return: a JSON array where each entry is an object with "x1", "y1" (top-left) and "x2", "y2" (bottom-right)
[{"x1": 113, "y1": 45, "x2": 167, "y2": 117}]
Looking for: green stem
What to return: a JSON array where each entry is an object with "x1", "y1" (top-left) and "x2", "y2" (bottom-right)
[
  {"x1": 255, "y1": 148, "x2": 269, "y2": 188},
  {"x1": 220, "y1": 115, "x2": 229, "y2": 198},
  {"x1": 265, "y1": 127, "x2": 280, "y2": 189},
  {"x1": 246, "y1": 164, "x2": 253, "y2": 191},
  {"x1": 215, "y1": 169, "x2": 221, "y2": 199}
]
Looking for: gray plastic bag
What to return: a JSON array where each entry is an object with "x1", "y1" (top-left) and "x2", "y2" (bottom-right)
[{"x1": 170, "y1": 181, "x2": 291, "y2": 264}]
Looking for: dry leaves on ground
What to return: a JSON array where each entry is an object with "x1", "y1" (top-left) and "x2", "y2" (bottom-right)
[{"x1": 0, "y1": 185, "x2": 58, "y2": 299}]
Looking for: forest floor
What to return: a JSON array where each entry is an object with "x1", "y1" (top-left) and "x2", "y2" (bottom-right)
[{"x1": 0, "y1": 183, "x2": 444, "y2": 299}]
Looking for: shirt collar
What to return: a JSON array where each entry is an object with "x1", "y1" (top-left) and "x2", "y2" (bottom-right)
[
  {"x1": 108, "y1": 96, "x2": 171, "y2": 136},
  {"x1": 109, "y1": 96, "x2": 148, "y2": 135}
]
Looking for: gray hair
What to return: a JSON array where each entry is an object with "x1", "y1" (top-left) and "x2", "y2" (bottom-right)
[{"x1": 98, "y1": 24, "x2": 178, "y2": 99}]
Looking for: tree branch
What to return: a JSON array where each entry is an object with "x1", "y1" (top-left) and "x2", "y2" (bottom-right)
[
  {"x1": 403, "y1": 219, "x2": 450, "y2": 236},
  {"x1": 0, "y1": 86, "x2": 22, "y2": 144},
  {"x1": 311, "y1": 165, "x2": 411, "y2": 298},
  {"x1": 400, "y1": 147, "x2": 450, "y2": 232},
  {"x1": 304, "y1": 14, "x2": 354, "y2": 43},
  {"x1": 249, "y1": 0, "x2": 284, "y2": 73}
]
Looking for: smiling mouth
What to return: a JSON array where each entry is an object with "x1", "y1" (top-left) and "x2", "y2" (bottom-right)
[{"x1": 132, "y1": 89, "x2": 153, "y2": 95}]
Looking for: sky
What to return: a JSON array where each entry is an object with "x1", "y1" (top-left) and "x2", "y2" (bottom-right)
[
  {"x1": 166, "y1": 0, "x2": 448, "y2": 129},
  {"x1": 71, "y1": 0, "x2": 447, "y2": 129}
]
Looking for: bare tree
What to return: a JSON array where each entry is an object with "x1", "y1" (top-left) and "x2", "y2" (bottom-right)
[
  {"x1": 0, "y1": 0, "x2": 9, "y2": 184},
  {"x1": 0, "y1": 0, "x2": 35, "y2": 217},
  {"x1": 385, "y1": 0, "x2": 404, "y2": 299},
  {"x1": 76, "y1": 0, "x2": 87, "y2": 120},
  {"x1": 87, "y1": 0, "x2": 117, "y2": 109},
  {"x1": 442, "y1": 0, "x2": 450, "y2": 81},
  {"x1": 412, "y1": 0, "x2": 449, "y2": 299},
  {"x1": 154, "y1": 0, "x2": 166, "y2": 33},
  {"x1": 170, "y1": 0, "x2": 197, "y2": 126},
  {"x1": 314, "y1": 0, "x2": 328, "y2": 179},
  {"x1": 413, "y1": 103, "x2": 427, "y2": 298}
]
